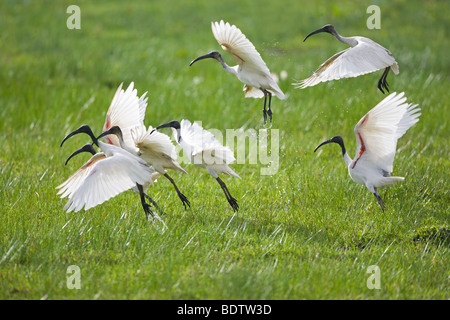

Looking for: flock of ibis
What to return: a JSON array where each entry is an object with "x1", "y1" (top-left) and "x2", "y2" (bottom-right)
[{"x1": 57, "y1": 20, "x2": 421, "y2": 219}]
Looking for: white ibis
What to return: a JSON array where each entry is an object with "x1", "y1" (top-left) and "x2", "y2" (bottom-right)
[
  {"x1": 190, "y1": 20, "x2": 286, "y2": 123},
  {"x1": 297, "y1": 24, "x2": 399, "y2": 94},
  {"x1": 57, "y1": 125, "x2": 159, "y2": 218},
  {"x1": 314, "y1": 92, "x2": 420, "y2": 210},
  {"x1": 98, "y1": 83, "x2": 190, "y2": 209},
  {"x1": 155, "y1": 119, "x2": 241, "y2": 212},
  {"x1": 92, "y1": 82, "x2": 190, "y2": 209}
]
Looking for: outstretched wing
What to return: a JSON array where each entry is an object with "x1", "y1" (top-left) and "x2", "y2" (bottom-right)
[
  {"x1": 56, "y1": 153, "x2": 107, "y2": 199},
  {"x1": 102, "y1": 82, "x2": 148, "y2": 150},
  {"x1": 211, "y1": 20, "x2": 271, "y2": 75},
  {"x1": 296, "y1": 38, "x2": 398, "y2": 88},
  {"x1": 353, "y1": 92, "x2": 420, "y2": 173},
  {"x1": 59, "y1": 152, "x2": 154, "y2": 212}
]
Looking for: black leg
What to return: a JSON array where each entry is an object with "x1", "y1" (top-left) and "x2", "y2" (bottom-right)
[
  {"x1": 137, "y1": 183, "x2": 154, "y2": 218},
  {"x1": 382, "y1": 69, "x2": 390, "y2": 93},
  {"x1": 373, "y1": 188, "x2": 386, "y2": 212},
  {"x1": 377, "y1": 67, "x2": 390, "y2": 94},
  {"x1": 262, "y1": 90, "x2": 268, "y2": 124},
  {"x1": 377, "y1": 73, "x2": 385, "y2": 94},
  {"x1": 164, "y1": 173, "x2": 190, "y2": 209},
  {"x1": 267, "y1": 91, "x2": 273, "y2": 123},
  {"x1": 382, "y1": 67, "x2": 389, "y2": 93},
  {"x1": 216, "y1": 177, "x2": 239, "y2": 212}
]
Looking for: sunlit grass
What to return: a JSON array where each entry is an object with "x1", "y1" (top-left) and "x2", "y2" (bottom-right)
[{"x1": 0, "y1": 0, "x2": 448, "y2": 299}]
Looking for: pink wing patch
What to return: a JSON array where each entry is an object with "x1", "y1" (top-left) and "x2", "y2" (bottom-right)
[
  {"x1": 104, "y1": 117, "x2": 114, "y2": 145},
  {"x1": 352, "y1": 132, "x2": 366, "y2": 169}
]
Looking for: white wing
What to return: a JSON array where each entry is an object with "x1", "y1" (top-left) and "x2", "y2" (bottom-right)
[
  {"x1": 56, "y1": 153, "x2": 107, "y2": 199},
  {"x1": 132, "y1": 125, "x2": 185, "y2": 173},
  {"x1": 353, "y1": 92, "x2": 421, "y2": 173},
  {"x1": 102, "y1": 82, "x2": 148, "y2": 150},
  {"x1": 211, "y1": 20, "x2": 271, "y2": 75},
  {"x1": 60, "y1": 152, "x2": 154, "y2": 212},
  {"x1": 211, "y1": 20, "x2": 285, "y2": 99},
  {"x1": 297, "y1": 38, "x2": 398, "y2": 88},
  {"x1": 180, "y1": 119, "x2": 236, "y2": 165}
]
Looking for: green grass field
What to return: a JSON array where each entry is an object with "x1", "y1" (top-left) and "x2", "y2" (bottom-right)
[{"x1": 0, "y1": 0, "x2": 448, "y2": 300}]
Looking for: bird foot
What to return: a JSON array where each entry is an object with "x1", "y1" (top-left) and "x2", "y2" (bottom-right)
[
  {"x1": 144, "y1": 194, "x2": 166, "y2": 216},
  {"x1": 267, "y1": 108, "x2": 273, "y2": 123},
  {"x1": 227, "y1": 197, "x2": 239, "y2": 212},
  {"x1": 262, "y1": 109, "x2": 268, "y2": 124},
  {"x1": 178, "y1": 192, "x2": 191, "y2": 210},
  {"x1": 142, "y1": 202, "x2": 154, "y2": 219},
  {"x1": 377, "y1": 80, "x2": 386, "y2": 94}
]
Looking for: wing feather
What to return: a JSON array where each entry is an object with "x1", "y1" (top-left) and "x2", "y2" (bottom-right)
[
  {"x1": 102, "y1": 82, "x2": 148, "y2": 150},
  {"x1": 296, "y1": 38, "x2": 398, "y2": 88},
  {"x1": 60, "y1": 152, "x2": 154, "y2": 212},
  {"x1": 132, "y1": 125, "x2": 178, "y2": 162},
  {"x1": 56, "y1": 153, "x2": 107, "y2": 199},
  {"x1": 132, "y1": 125, "x2": 186, "y2": 173},
  {"x1": 211, "y1": 20, "x2": 271, "y2": 75},
  {"x1": 180, "y1": 119, "x2": 236, "y2": 165},
  {"x1": 354, "y1": 92, "x2": 420, "y2": 172}
]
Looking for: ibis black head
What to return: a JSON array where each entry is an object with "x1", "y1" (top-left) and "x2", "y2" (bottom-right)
[
  {"x1": 314, "y1": 135, "x2": 346, "y2": 156},
  {"x1": 155, "y1": 120, "x2": 181, "y2": 143},
  {"x1": 97, "y1": 125, "x2": 124, "y2": 142},
  {"x1": 303, "y1": 24, "x2": 337, "y2": 42},
  {"x1": 61, "y1": 124, "x2": 98, "y2": 148},
  {"x1": 190, "y1": 51, "x2": 222, "y2": 66},
  {"x1": 155, "y1": 120, "x2": 181, "y2": 131},
  {"x1": 65, "y1": 143, "x2": 97, "y2": 166}
]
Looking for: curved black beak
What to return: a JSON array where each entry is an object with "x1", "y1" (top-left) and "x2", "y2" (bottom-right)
[
  {"x1": 65, "y1": 143, "x2": 97, "y2": 166},
  {"x1": 189, "y1": 51, "x2": 219, "y2": 66},
  {"x1": 314, "y1": 135, "x2": 346, "y2": 156},
  {"x1": 61, "y1": 124, "x2": 98, "y2": 148},
  {"x1": 97, "y1": 125, "x2": 123, "y2": 142},
  {"x1": 303, "y1": 24, "x2": 334, "y2": 42},
  {"x1": 155, "y1": 120, "x2": 180, "y2": 131},
  {"x1": 314, "y1": 139, "x2": 333, "y2": 152}
]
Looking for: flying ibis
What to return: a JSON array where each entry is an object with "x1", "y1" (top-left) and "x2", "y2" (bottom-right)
[
  {"x1": 57, "y1": 125, "x2": 160, "y2": 218},
  {"x1": 155, "y1": 119, "x2": 241, "y2": 212},
  {"x1": 190, "y1": 20, "x2": 286, "y2": 123},
  {"x1": 297, "y1": 24, "x2": 399, "y2": 94},
  {"x1": 314, "y1": 92, "x2": 420, "y2": 210}
]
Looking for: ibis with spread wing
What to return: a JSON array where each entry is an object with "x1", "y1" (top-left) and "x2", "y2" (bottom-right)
[
  {"x1": 190, "y1": 20, "x2": 286, "y2": 123},
  {"x1": 314, "y1": 92, "x2": 420, "y2": 210},
  {"x1": 297, "y1": 24, "x2": 399, "y2": 94}
]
